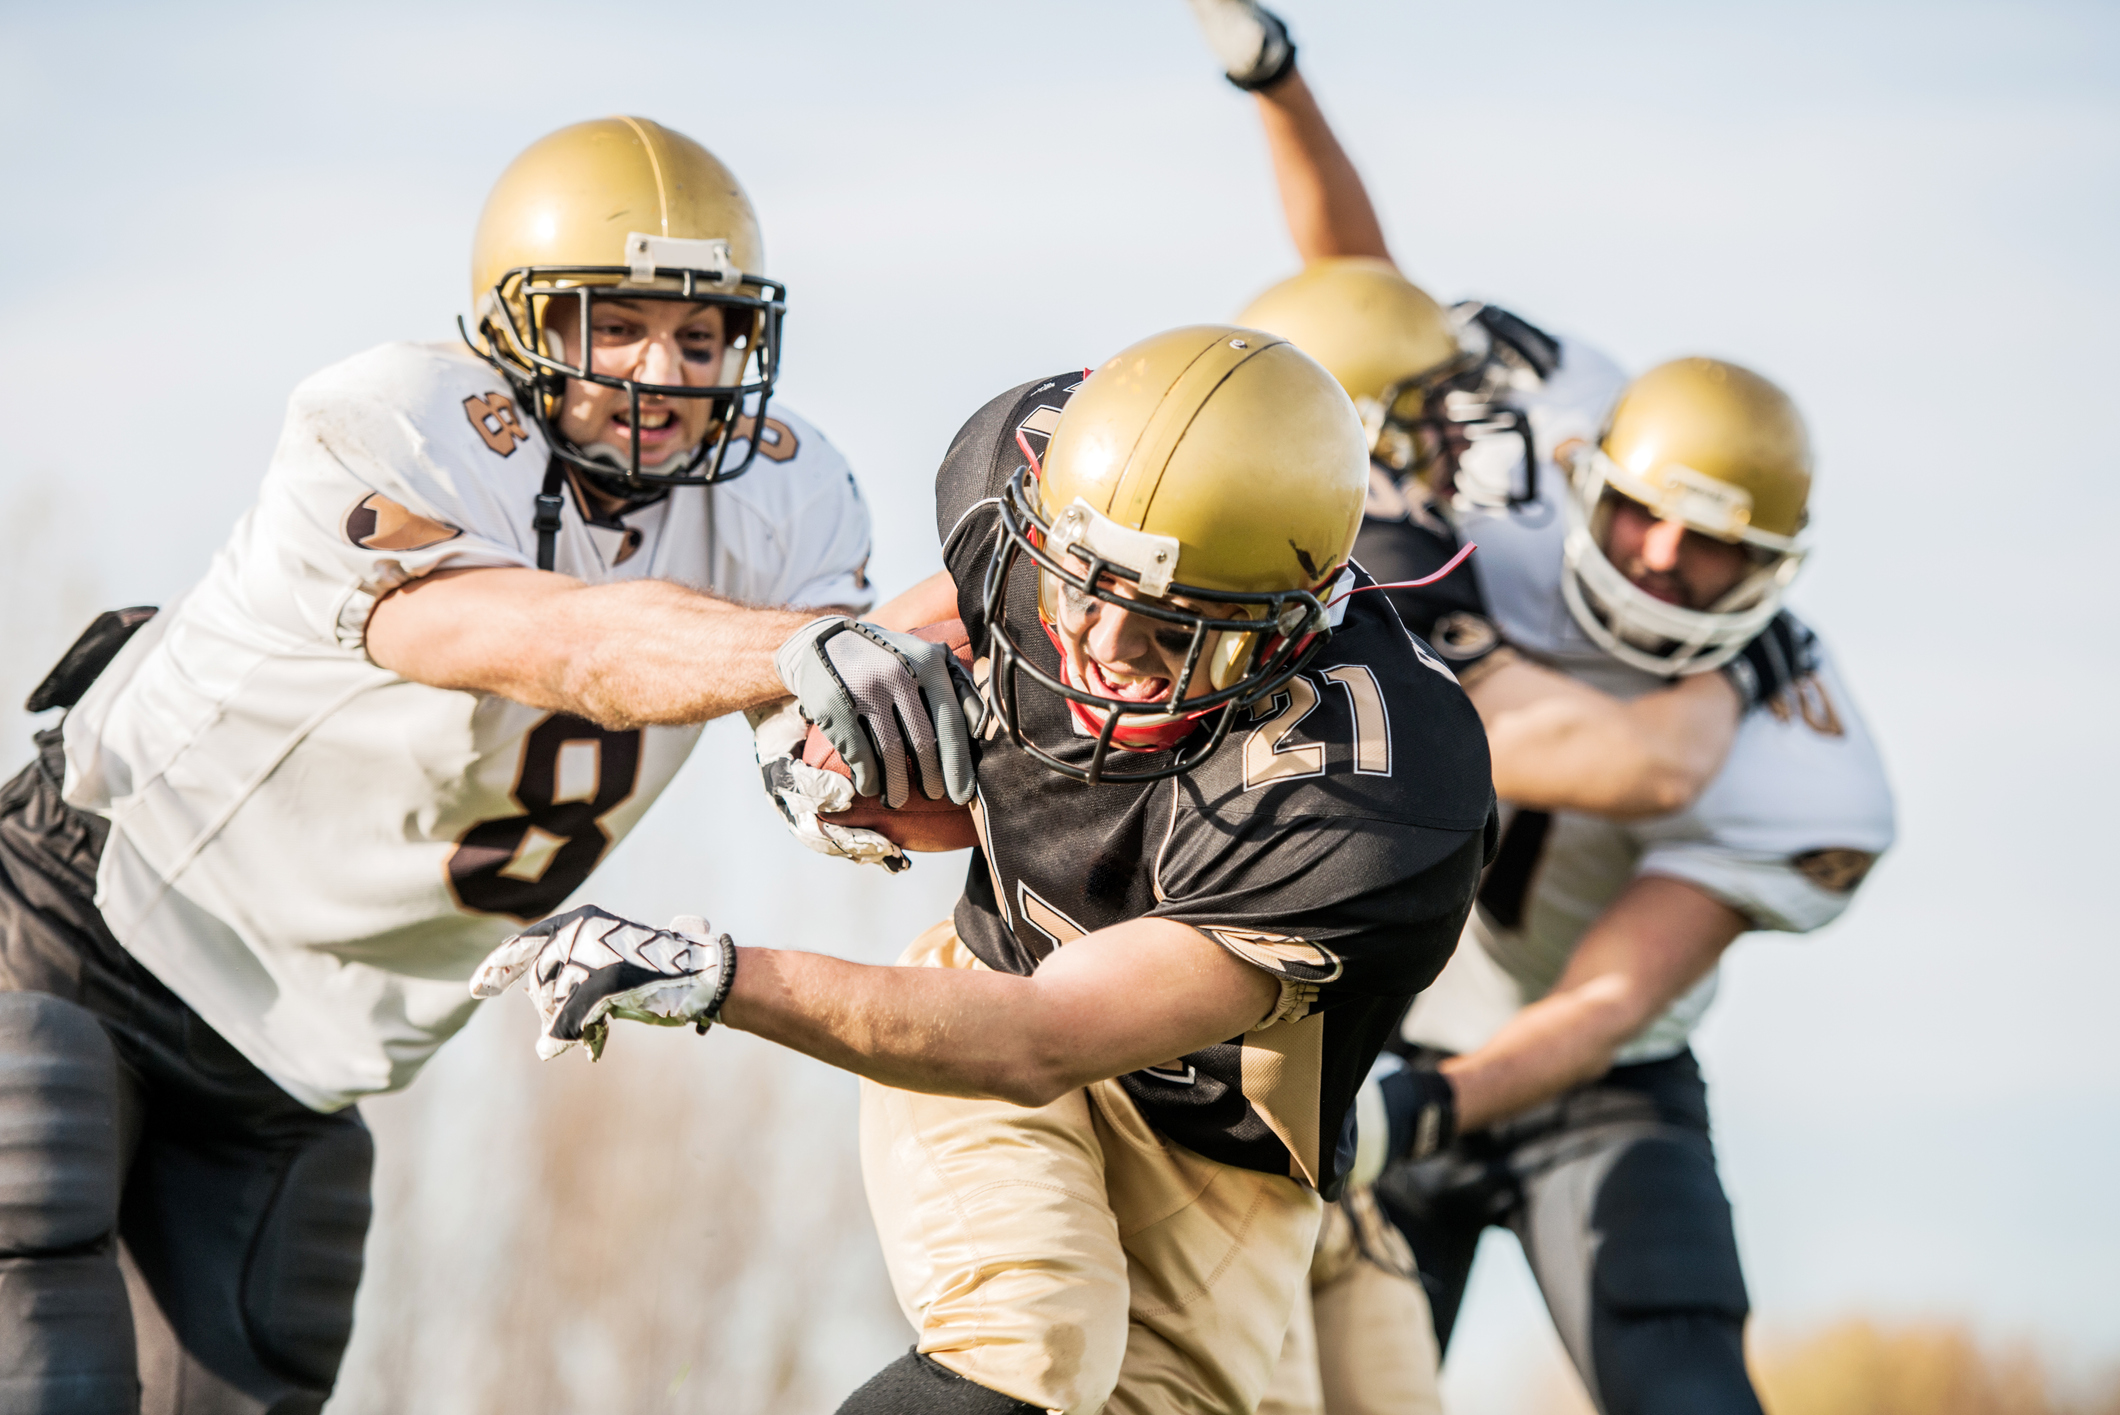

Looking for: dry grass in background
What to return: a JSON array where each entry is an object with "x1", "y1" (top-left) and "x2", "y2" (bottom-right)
[{"x1": 1532, "y1": 1321, "x2": 2120, "y2": 1415}]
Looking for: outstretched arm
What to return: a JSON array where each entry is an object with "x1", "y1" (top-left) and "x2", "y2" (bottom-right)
[
  {"x1": 724, "y1": 919, "x2": 1278, "y2": 1106},
  {"x1": 475, "y1": 906, "x2": 1281, "y2": 1106},
  {"x1": 369, "y1": 563, "x2": 977, "y2": 806},
  {"x1": 366, "y1": 566, "x2": 816, "y2": 728},
  {"x1": 1441, "y1": 875, "x2": 1746, "y2": 1129}
]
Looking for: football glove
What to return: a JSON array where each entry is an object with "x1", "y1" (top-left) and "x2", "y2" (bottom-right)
[
  {"x1": 470, "y1": 905, "x2": 735, "y2": 1061},
  {"x1": 1720, "y1": 610, "x2": 1820, "y2": 713},
  {"x1": 775, "y1": 617, "x2": 975, "y2": 809},
  {"x1": 747, "y1": 701, "x2": 909, "y2": 873},
  {"x1": 1185, "y1": 0, "x2": 1297, "y2": 91}
]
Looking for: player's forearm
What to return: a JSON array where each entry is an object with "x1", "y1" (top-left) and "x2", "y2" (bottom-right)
[
  {"x1": 1443, "y1": 877, "x2": 1746, "y2": 1129},
  {"x1": 719, "y1": 948, "x2": 1102, "y2": 1106},
  {"x1": 1440, "y1": 979, "x2": 1648, "y2": 1130},
  {"x1": 370, "y1": 568, "x2": 814, "y2": 726},
  {"x1": 867, "y1": 569, "x2": 958, "y2": 632},
  {"x1": 543, "y1": 581, "x2": 811, "y2": 727},
  {"x1": 1254, "y1": 68, "x2": 1392, "y2": 264},
  {"x1": 1481, "y1": 673, "x2": 1740, "y2": 818}
]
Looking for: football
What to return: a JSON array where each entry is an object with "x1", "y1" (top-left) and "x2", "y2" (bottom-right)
[{"x1": 801, "y1": 619, "x2": 980, "y2": 853}]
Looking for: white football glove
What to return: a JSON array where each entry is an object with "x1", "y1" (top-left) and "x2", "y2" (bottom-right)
[
  {"x1": 470, "y1": 905, "x2": 735, "y2": 1061},
  {"x1": 1185, "y1": 0, "x2": 1297, "y2": 90},
  {"x1": 747, "y1": 701, "x2": 909, "y2": 873}
]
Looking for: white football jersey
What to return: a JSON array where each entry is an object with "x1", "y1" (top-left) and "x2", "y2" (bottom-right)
[
  {"x1": 1403, "y1": 348, "x2": 1895, "y2": 1064},
  {"x1": 62, "y1": 341, "x2": 872, "y2": 1111}
]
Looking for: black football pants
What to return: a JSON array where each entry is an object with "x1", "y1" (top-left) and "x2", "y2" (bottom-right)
[
  {"x1": 0, "y1": 730, "x2": 371, "y2": 1414},
  {"x1": 1376, "y1": 1047, "x2": 1764, "y2": 1415}
]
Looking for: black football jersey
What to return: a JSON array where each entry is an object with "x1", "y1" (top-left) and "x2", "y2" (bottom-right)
[{"x1": 935, "y1": 372, "x2": 1499, "y2": 1199}]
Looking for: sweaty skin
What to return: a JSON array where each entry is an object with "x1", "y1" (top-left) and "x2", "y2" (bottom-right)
[
  {"x1": 366, "y1": 298, "x2": 850, "y2": 728},
  {"x1": 1245, "y1": 61, "x2": 1758, "y2": 1127}
]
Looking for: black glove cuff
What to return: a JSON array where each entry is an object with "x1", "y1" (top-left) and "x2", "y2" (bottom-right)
[
  {"x1": 703, "y1": 935, "x2": 738, "y2": 1026},
  {"x1": 1379, "y1": 1066, "x2": 1458, "y2": 1162},
  {"x1": 1225, "y1": 16, "x2": 1297, "y2": 91}
]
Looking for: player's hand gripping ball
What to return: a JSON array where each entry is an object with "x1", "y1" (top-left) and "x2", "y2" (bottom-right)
[
  {"x1": 755, "y1": 620, "x2": 979, "y2": 868},
  {"x1": 470, "y1": 905, "x2": 735, "y2": 1060}
]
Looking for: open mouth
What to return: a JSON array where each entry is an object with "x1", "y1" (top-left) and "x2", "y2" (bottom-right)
[
  {"x1": 1082, "y1": 655, "x2": 1173, "y2": 705},
  {"x1": 612, "y1": 407, "x2": 679, "y2": 441}
]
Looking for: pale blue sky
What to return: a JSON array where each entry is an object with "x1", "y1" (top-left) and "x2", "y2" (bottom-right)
[{"x1": 2, "y1": 0, "x2": 2115, "y2": 1405}]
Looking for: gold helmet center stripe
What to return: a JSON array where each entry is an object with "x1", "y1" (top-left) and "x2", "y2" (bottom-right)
[
  {"x1": 1110, "y1": 333, "x2": 1282, "y2": 532},
  {"x1": 615, "y1": 114, "x2": 670, "y2": 236}
]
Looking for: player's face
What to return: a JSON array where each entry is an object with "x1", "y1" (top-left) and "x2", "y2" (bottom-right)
[
  {"x1": 546, "y1": 300, "x2": 730, "y2": 468},
  {"x1": 1048, "y1": 557, "x2": 1253, "y2": 705},
  {"x1": 1600, "y1": 493, "x2": 1754, "y2": 609}
]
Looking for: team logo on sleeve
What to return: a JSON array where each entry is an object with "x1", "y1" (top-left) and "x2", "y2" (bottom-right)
[
  {"x1": 1790, "y1": 848, "x2": 1876, "y2": 893},
  {"x1": 463, "y1": 392, "x2": 528, "y2": 457},
  {"x1": 1201, "y1": 927, "x2": 1343, "y2": 983},
  {"x1": 345, "y1": 493, "x2": 462, "y2": 552}
]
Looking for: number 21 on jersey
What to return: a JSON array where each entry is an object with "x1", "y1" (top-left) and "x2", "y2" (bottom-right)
[{"x1": 1243, "y1": 665, "x2": 1391, "y2": 790}]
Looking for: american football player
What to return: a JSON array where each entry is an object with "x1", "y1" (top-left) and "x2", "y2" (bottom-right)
[
  {"x1": 0, "y1": 117, "x2": 973, "y2": 1412},
  {"x1": 476, "y1": 325, "x2": 1500, "y2": 1415},
  {"x1": 1189, "y1": 8, "x2": 1896, "y2": 1413}
]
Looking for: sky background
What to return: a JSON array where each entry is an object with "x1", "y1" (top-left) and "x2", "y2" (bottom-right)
[{"x1": 1, "y1": 0, "x2": 2115, "y2": 1409}]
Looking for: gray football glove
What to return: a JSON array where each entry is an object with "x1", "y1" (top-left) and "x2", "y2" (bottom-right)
[
  {"x1": 470, "y1": 905, "x2": 734, "y2": 1061},
  {"x1": 1186, "y1": 0, "x2": 1297, "y2": 91},
  {"x1": 774, "y1": 617, "x2": 975, "y2": 808}
]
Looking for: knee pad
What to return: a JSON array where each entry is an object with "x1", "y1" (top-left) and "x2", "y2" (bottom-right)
[
  {"x1": 241, "y1": 1119, "x2": 374, "y2": 1391},
  {"x1": 1589, "y1": 1135, "x2": 1748, "y2": 1320},
  {"x1": 0, "y1": 993, "x2": 124, "y2": 1254},
  {"x1": 836, "y1": 1352, "x2": 1045, "y2": 1415}
]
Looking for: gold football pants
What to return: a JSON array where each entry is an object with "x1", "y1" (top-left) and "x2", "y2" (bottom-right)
[
  {"x1": 859, "y1": 921, "x2": 1324, "y2": 1415},
  {"x1": 1255, "y1": 1186, "x2": 1444, "y2": 1415}
]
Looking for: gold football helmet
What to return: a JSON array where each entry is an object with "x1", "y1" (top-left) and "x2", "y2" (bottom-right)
[
  {"x1": 466, "y1": 116, "x2": 783, "y2": 492},
  {"x1": 985, "y1": 324, "x2": 1369, "y2": 782},
  {"x1": 1562, "y1": 357, "x2": 1812, "y2": 675},
  {"x1": 1237, "y1": 259, "x2": 1541, "y2": 506}
]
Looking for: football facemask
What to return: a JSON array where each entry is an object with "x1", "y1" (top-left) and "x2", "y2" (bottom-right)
[
  {"x1": 469, "y1": 241, "x2": 787, "y2": 492},
  {"x1": 1560, "y1": 454, "x2": 1805, "y2": 677},
  {"x1": 981, "y1": 467, "x2": 1335, "y2": 786}
]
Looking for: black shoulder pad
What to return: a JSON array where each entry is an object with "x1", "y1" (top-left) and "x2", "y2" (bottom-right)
[
  {"x1": 1470, "y1": 305, "x2": 1563, "y2": 381},
  {"x1": 25, "y1": 607, "x2": 158, "y2": 713}
]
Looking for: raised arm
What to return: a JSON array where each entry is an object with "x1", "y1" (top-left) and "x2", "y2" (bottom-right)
[
  {"x1": 1187, "y1": 0, "x2": 1393, "y2": 264},
  {"x1": 1254, "y1": 68, "x2": 1393, "y2": 264}
]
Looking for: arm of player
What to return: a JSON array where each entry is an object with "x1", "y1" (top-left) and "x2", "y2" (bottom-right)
[
  {"x1": 1440, "y1": 875, "x2": 1747, "y2": 1130},
  {"x1": 722, "y1": 919, "x2": 1279, "y2": 1106},
  {"x1": 1187, "y1": 2, "x2": 1388, "y2": 261},
  {"x1": 1251, "y1": 65, "x2": 1394, "y2": 265},
  {"x1": 476, "y1": 905, "x2": 1280, "y2": 1107},
  {"x1": 1470, "y1": 656, "x2": 1744, "y2": 819},
  {"x1": 368, "y1": 565, "x2": 976, "y2": 805},
  {"x1": 366, "y1": 565, "x2": 819, "y2": 726}
]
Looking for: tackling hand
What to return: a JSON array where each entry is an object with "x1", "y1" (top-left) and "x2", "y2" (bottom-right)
[
  {"x1": 775, "y1": 617, "x2": 975, "y2": 808},
  {"x1": 1185, "y1": 0, "x2": 1297, "y2": 91},
  {"x1": 470, "y1": 905, "x2": 735, "y2": 1061},
  {"x1": 1720, "y1": 610, "x2": 1819, "y2": 712}
]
